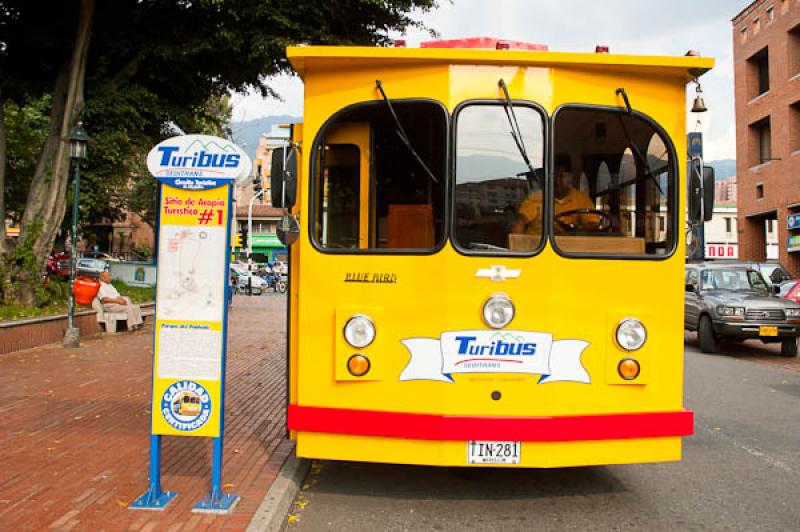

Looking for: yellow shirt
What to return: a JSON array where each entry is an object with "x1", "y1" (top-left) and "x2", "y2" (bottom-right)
[{"x1": 517, "y1": 187, "x2": 595, "y2": 233}]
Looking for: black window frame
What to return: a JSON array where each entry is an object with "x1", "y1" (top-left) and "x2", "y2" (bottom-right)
[
  {"x1": 548, "y1": 103, "x2": 679, "y2": 261},
  {"x1": 308, "y1": 98, "x2": 451, "y2": 256},
  {"x1": 450, "y1": 99, "x2": 550, "y2": 258}
]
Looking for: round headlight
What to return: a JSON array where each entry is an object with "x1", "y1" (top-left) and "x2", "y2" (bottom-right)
[
  {"x1": 616, "y1": 318, "x2": 647, "y2": 351},
  {"x1": 482, "y1": 294, "x2": 515, "y2": 329},
  {"x1": 343, "y1": 315, "x2": 375, "y2": 349}
]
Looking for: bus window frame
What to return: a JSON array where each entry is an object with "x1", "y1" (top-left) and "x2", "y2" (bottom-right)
[
  {"x1": 450, "y1": 99, "x2": 550, "y2": 258},
  {"x1": 548, "y1": 103, "x2": 679, "y2": 261},
  {"x1": 308, "y1": 98, "x2": 451, "y2": 256}
]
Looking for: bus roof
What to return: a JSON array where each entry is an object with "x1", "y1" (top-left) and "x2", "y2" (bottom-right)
[{"x1": 286, "y1": 45, "x2": 714, "y2": 82}]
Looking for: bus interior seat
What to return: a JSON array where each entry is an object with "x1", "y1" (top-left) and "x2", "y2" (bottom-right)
[{"x1": 387, "y1": 204, "x2": 434, "y2": 249}]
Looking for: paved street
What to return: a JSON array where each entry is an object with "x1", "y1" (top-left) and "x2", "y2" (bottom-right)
[
  {"x1": 0, "y1": 294, "x2": 289, "y2": 531},
  {"x1": 287, "y1": 334, "x2": 800, "y2": 531}
]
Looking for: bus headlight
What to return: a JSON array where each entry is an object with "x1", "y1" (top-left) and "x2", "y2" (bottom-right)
[
  {"x1": 343, "y1": 315, "x2": 376, "y2": 348},
  {"x1": 482, "y1": 294, "x2": 515, "y2": 329},
  {"x1": 616, "y1": 318, "x2": 647, "y2": 351}
]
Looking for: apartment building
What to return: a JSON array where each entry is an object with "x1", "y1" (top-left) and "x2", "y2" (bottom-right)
[{"x1": 732, "y1": 0, "x2": 800, "y2": 274}]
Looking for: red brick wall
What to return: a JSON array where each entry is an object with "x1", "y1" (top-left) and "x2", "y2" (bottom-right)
[
  {"x1": 0, "y1": 313, "x2": 102, "y2": 355},
  {"x1": 733, "y1": 0, "x2": 800, "y2": 276}
]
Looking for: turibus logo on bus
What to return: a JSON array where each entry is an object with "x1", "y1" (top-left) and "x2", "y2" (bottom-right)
[{"x1": 272, "y1": 39, "x2": 714, "y2": 467}]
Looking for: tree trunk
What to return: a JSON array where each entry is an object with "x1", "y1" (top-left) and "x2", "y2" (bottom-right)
[{"x1": 13, "y1": 0, "x2": 95, "y2": 305}]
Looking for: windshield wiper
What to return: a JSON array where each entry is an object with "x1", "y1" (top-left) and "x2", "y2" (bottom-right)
[
  {"x1": 614, "y1": 87, "x2": 663, "y2": 195},
  {"x1": 375, "y1": 80, "x2": 438, "y2": 183},
  {"x1": 498, "y1": 79, "x2": 540, "y2": 190}
]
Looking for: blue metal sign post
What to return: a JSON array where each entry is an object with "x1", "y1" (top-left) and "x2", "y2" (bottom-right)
[{"x1": 131, "y1": 135, "x2": 250, "y2": 513}]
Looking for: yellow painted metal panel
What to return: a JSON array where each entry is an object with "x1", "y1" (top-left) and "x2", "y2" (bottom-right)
[{"x1": 285, "y1": 45, "x2": 709, "y2": 466}]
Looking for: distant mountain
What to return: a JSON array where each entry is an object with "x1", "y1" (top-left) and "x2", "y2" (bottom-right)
[
  {"x1": 228, "y1": 115, "x2": 301, "y2": 159},
  {"x1": 706, "y1": 159, "x2": 736, "y2": 181}
]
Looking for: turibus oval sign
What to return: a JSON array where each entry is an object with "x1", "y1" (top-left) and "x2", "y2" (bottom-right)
[{"x1": 146, "y1": 134, "x2": 252, "y2": 190}]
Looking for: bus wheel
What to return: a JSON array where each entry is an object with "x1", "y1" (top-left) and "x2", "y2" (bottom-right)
[
  {"x1": 276, "y1": 281, "x2": 287, "y2": 294},
  {"x1": 780, "y1": 337, "x2": 798, "y2": 357},
  {"x1": 698, "y1": 316, "x2": 719, "y2": 354}
]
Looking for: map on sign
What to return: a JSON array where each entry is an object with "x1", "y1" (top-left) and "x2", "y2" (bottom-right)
[{"x1": 156, "y1": 225, "x2": 226, "y2": 322}]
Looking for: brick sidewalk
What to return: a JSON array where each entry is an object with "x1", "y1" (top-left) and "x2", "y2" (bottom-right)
[{"x1": 0, "y1": 295, "x2": 290, "y2": 531}]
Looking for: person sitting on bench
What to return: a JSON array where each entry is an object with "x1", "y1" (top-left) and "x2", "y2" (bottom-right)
[{"x1": 97, "y1": 271, "x2": 144, "y2": 330}]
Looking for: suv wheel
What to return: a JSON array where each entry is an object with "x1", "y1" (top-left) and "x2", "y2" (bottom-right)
[
  {"x1": 780, "y1": 337, "x2": 798, "y2": 357},
  {"x1": 698, "y1": 315, "x2": 720, "y2": 354}
]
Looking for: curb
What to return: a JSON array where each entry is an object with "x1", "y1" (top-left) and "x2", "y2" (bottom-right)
[{"x1": 246, "y1": 450, "x2": 310, "y2": 532}]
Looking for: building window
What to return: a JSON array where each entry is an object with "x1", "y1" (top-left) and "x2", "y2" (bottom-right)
[
  {"x1": 768, "y1": 219, "x2": 774, "y2": 233},
  {"x1": 756, "y1": 183, "x2": 765, "y2": 199},
  {"x1": 750, "y1": 117, "x2": 772, "y2": 166},
  {"x1": 748, "y1": 47, "x2": 770, "y2": 97},
  {"x1": 790, "y1": 24, "x2": 800, "y2": 77},
  {"x1": 753, "y1": 17, "x2": 761, "y2": 34},
  {"x1": 740, "y1": 27, "x2": 748, "y2": 43},
  {"x1": 792, "y1": 102, "x2": 800, "y2": 153},
  {"x1": 726, "y1": 217, "x2": 732, "y2": 233},
  {"x1": 766, "y1": 6, "x2": 775, "y2": 23}
]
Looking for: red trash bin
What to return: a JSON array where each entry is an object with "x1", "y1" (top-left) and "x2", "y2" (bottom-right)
[{"x1": 73, "y1": 277, "x2": 101, "y2": 306}]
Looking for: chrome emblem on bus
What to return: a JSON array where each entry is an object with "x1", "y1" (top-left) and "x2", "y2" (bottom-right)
[{"x1": 476, "y1": 265, "x2": 521, "y2": 282}]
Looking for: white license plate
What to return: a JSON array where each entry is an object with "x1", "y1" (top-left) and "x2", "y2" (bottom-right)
[{"x1": 467, "y1": 441, "x2": 521, "y2": 465}]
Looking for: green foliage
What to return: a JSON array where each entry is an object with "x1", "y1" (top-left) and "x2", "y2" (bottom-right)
[
  {"x1": 111, "y1": 279, "x2": 155, "y2": 304},
  {"x1": 3, "y1": 96, "x2": 51, "y2": 221},
  {"x1": 0, "y1": 219, "x2": 46, "y2": 304}
]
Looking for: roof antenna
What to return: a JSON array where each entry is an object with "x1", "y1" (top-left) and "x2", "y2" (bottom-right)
[{"x1": 615, "y1": 88, "x2": 633, "y2": 115}]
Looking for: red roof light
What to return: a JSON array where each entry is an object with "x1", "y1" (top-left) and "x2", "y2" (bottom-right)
[{"x1": 421, "y1": 37, "x2": 548, "y2": 51}]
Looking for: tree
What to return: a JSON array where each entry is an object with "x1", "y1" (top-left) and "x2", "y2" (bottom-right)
[{"x1": 0, "y1": 0, "x2": 437, "y2": 305}]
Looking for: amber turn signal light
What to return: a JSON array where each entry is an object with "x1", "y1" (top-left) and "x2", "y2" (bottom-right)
[
  {"x1": 618, "y1": 358, "x2": 640, "y2": 381},
  {"x1": 347, "y1": 354, "x2": 371, "y2": 377}
]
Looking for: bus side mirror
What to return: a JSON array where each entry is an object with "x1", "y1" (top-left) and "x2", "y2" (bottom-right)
[
  {"x1": 277, "y1": 214, "x2": 300, "y2": 246},
  {"x1": 688, "y1": 159, "x2": 702, "y2": 224},
  {"x1": 702, "y1": 166, "x2": 714, "y2": 222},
  {"x1": 688, "y1": 160, "x2": 715, "y2": 224},
  {"x1": 270, "y1": 146, "x2": 298, "y2": 208}
]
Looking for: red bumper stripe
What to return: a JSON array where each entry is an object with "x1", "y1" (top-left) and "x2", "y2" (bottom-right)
[{"x1": 288, "y1": 405, "x2": 694, "y2": 442}]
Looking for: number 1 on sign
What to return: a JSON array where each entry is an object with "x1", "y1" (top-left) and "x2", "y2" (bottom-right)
[{"x1": 217, "y1": 209, "x2": 223, "y2": 225}]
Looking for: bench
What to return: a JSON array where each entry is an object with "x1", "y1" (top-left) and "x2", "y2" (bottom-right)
[{"x1": 91, "y1": 297, "x2": 129, "y2": 333}]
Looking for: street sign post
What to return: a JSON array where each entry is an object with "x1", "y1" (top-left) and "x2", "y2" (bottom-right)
[
  {"x1": 687, "y1": 132, "x2": 705, "y2": 261},
  {"x1": 131, "y1": 135, "x2": 251, "y2": 513}
]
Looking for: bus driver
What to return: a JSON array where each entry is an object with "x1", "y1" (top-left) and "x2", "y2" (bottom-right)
[{"x1": 511, "y1": 157, "x2": 600, "y2": 235}]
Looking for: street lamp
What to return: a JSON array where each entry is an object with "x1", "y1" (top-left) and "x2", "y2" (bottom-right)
[{"x1": 63, "y1": 121, "x2": 90, "y2": 348}]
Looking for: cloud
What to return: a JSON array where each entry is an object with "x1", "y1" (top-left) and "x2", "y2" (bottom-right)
[{"x1": 231, "y1": 0, "x2": 751, "y2": 159}]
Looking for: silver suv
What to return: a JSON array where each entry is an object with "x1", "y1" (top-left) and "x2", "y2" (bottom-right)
[{"x1": 685, "y1": 263, "x2": 800, "y2": 356}]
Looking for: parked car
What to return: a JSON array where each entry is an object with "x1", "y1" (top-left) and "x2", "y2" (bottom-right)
[
  {"x1": 76, "y1": 258, "x2": 108, "y2": 278},
  {"x1": 230, "y1": 264, "x2": 267, "y2": 295},
  {"x1": 82, "y1": 251, "x2": 121, "y2": 262},
  {"x1": 685, "y1": 263, "x2": 800, "y2": 356},
  {"x1": 732, "y1": 261, "x2": 791, "y2": 287},
  {"x1": 779, "y1": 280, "x2": 800, "y2": 304},
  {"x1": 46, "y1": 251, "x2": 71, "y2": 277}
]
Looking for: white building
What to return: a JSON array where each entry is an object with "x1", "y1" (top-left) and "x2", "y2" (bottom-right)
[{"x1": 704, "y1": 202, "x2": 778, "y2": 260}]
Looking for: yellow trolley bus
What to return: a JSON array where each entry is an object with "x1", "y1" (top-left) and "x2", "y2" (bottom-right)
[{"x1": 271, "y1": 39, "x2": 714, "y2": 467}]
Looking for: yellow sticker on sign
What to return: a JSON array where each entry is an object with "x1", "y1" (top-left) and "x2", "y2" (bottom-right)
[{"x1": 151, "y1": 184, "x2": 230, "y2": 437}]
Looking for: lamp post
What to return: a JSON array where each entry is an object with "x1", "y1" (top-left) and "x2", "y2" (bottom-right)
[{"x1": 62, "y1": 121, "x2": 90, "y2": 348}]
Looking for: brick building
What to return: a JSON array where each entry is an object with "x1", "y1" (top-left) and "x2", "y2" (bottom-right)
[{"x1": 732, "y1": 0, "x2": 800, "y2": 275}]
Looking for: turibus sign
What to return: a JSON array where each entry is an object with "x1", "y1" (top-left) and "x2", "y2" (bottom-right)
[
  {"x1": 145, "y1": 134, "x2": 251, "y2": 189},
  {"x1": 132, "y1": 135, "x2": 249, "y2": 513}
]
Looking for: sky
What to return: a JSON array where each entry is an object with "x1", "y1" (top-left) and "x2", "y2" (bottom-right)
[{"x1": 230, "y1": 0, "x2": 754, "y2": 161}]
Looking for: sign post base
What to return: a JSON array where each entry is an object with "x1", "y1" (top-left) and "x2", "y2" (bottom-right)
[
  {"x1": 130, "y1": 435, "x2": 177, "y2": 511},
  {"x1": 192, "y1": 489, "x2": 240, "y2": 514},
  {"x1": 130, "y1": 487, "x2": 177, "y2": 511}
]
